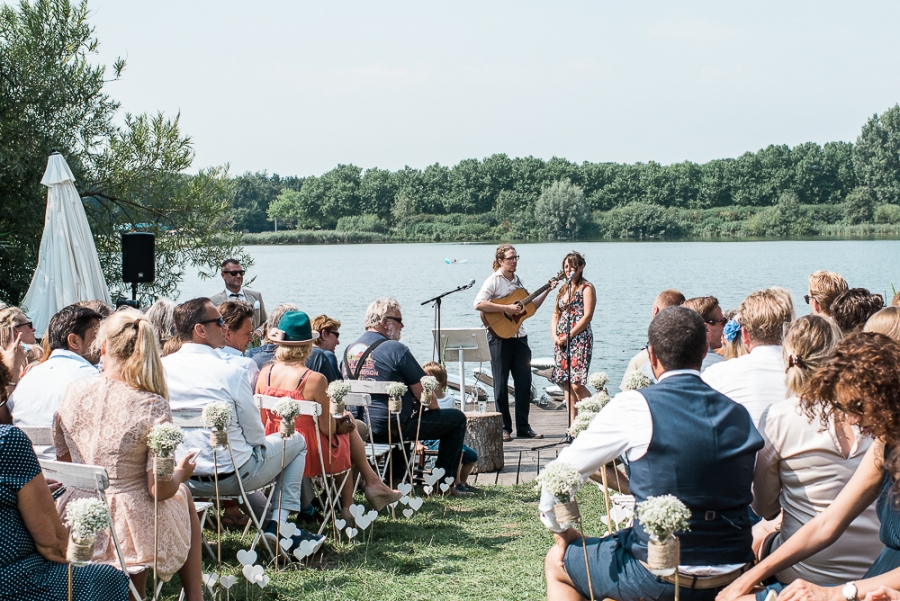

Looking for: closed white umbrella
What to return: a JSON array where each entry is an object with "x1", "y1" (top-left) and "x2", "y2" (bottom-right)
[{"x1": 21, "y1": 152, "x2": 111, "y2": 335}]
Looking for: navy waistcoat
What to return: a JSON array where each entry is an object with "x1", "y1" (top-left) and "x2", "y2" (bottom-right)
[{"x1": 626, "y1": 372, "x2": 764, "y2": 566}]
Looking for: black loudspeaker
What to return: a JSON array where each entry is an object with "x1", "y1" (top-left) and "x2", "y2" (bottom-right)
[{"x1": 122, "y1": 233, "x2": 156, "y2": 283}]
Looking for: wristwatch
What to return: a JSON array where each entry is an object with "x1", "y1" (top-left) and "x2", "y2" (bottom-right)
[{"x1": 842, "y1": 581, "x2": 858, "y2": 601}]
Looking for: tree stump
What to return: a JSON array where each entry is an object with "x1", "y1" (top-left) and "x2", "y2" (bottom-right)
[{"x1": 463, "y1": 412, "x2": 504, "y2": 473}]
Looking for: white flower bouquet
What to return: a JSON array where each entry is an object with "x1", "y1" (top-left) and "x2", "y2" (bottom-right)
[
  {"x1": 536, "y1": 460, "x2": 583, "y2": 529},
  {"x1": 575, "y1": 389, "x2": 611, "y2": 414},
  {"x1": 272, "y1": 398, "x2": 302, "y2": 438},
  {"x1": 420, "y1": 375, "x2": 439, "y2": 408},
  {"x1": 327, "y1": 380, "x2": 352, "y2": 415},
  {"x1": 203, "y1": 402, "x2": 232, "y2": 447},
  {"x1": 588, "y1": 372, "x2": 609, "y2": 391},
  {"x1": 567, "y1": 411, "x2": 597, "y2": 438},
  {"x1": 621, "y1": 370, "x2": 652, "y2": 391},
  {"x1": 65, "y1": 498, "x2": 111, "y2": 565},
  {"x1": 636, "y1": 494, "x2": 691, "y2": 575},
  {"x1": 385, "y1": 382, "x2": 408, "y2": 414},
  {"x1": 146, "y1": 423, "x2": 184, "y2": 478}
]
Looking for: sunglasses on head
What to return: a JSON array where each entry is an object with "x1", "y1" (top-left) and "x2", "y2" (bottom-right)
[{"x1": 224, "y1": 270, "x2": 246, "y2": 276}]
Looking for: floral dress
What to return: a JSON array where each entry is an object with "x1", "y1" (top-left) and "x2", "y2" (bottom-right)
[{"x1": 550, "y1": 280, "x2": 594, "y2": 386}]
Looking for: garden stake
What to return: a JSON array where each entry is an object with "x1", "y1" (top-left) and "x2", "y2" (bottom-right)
[
  {"x1": 213, "y1": 450, "x2": 222, "y2": 600},
  {"x1": 600, "y1": 464, "x2": 613, "y2": 533},
  {"x1": 153, "y1": 470, "x2": 159, "y2": 600},
  {"x1": 410, "y1": 399, "x2": 426, "y2": 484},
  {"x1": 68, "y1": 563, "x2": 72, "y2": 601},
  {"x1": 395, "y1": 413, "x2": 412, "y2": 486}
]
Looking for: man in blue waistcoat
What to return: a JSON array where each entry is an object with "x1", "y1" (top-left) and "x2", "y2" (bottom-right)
[{"x1": 541, "y1": 306, "x2": 764, "y2": 601}]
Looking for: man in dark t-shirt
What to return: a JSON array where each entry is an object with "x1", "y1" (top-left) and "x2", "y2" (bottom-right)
[{"x1": 342, "y1": 298, "x2": 468, "y2": 491}]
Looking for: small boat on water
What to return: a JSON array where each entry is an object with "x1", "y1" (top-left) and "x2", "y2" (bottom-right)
[{"x1": 444, "y1": 258, "x2": 468, "y2": 264}]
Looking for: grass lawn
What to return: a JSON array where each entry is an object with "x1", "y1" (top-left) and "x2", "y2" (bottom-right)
[{"x1": 160, "y1": 483, "x2": 612, "y2": 601}]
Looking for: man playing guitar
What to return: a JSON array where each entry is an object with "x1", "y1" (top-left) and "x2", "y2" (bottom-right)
[{"x1": 475, "y1": 244, "x2": 558, "y2": 442}]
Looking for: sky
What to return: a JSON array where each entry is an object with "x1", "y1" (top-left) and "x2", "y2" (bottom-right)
[{"x1": 86, "y1": 1, "x2": 900, "y2": 178}]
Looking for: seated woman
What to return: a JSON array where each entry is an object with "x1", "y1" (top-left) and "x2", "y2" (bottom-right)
[
  {"x1": 0, "y1": 358, "x2": 129, "y2": 600},
  {"x1": 256, "y1": 311, "x2": 401, "y2": 521},
  {"x1": 719, "y1": 332, "x2": 900, "y2": 601},
  {"x1": 53, "y1": 309, "x2": 203, "y2": 601},
  {"x1": 751, "y1": 315, "x2": 880, "y2": 590}
]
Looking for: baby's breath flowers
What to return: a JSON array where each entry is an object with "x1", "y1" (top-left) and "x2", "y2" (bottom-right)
[
  {"x1": 621, "y1": 370, "x2": 652, "y2": 391},
  {"x1": 588, "y1": 372, "x2": 609, "y2": 390},
  {"x1": 567, "y1": 411, "x2": 597, "y2": 438},
  {"x1": 203, "y1": 402, "x2": 231, "y2": 430},
  {"x1": 636, "y1": 495, "x2": 691, "y2": 542},
  {"x1": 146, "y1": 423, "x2": 184, "y2": 458},
  {"x1": 575, "y1": 389, "x2": 611, "y2": 414},
  {"x1": 386, "y1": 382, "x2": 408, "y2": 414},
  {"x1": 327, "y1": 380, "x2": 352, "y2": 415},
  {"x1": 536, "y1": 460, "x2": 582, "y2": 503},
  {"x1": 66, "y1": 498, "x2": 112, "y2": 539},
  {"x1": 272, "y1": 398, "x2": 302, "y2": 437}
]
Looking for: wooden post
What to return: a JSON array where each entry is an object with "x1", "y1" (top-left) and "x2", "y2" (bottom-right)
[{"x1": 463, "y1": 411, "x2": 504, "y2": 472}]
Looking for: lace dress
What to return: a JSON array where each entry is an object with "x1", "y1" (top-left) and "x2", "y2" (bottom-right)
[
  {"x1": 53, "y1": 378, "x2": 192, "y2": 581},
  {"x1": 551, "y1": 281, "x2": 594, "y2": 386}
]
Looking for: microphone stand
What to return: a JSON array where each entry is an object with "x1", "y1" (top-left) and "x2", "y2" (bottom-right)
[
  {"x1": 422, "y1": 281, "x2": 474, "y2": 362},
  {"x1": 565, "y1": 275, "x2": 573, "y2": 431}
]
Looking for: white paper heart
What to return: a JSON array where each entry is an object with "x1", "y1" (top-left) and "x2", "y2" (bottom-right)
[
  {"x1": 349, "y1": 503, "x2": 366, "y2": 519},
  {"x1": 444, "y1": 476, "x2": 455, "y2": 485},
  {"x1": 399, "y1": 495, "x2": 410, "y2": 506},
  {"x1": 398, "y1": 482, "x2": 413, "y2": 495},
  {"x1": 440, "y1": 483, "x2": 450, "y2": 492},
  {"x1": 279, "y1": 537, "x2": 292, "y2": 552},
  {"x1": 293, "y1": 538, "x2": 317, "y2": 560},
  {"x1": 432, "y1": 467, "x2": 446, "y2": 481},
  {"x1": 367, "y1": 509, "x2": 378, "y2": 521},
  {"x1": 335, "y1": 518, "x2": 347, "y2": 530},
  {"x1": 256, "y1": 574, "x2": 270, "y2": 588},
  {"x1": 402, "y1": 508, "x2": 414, "y2": 518},
  {"x1": 242, "y1": 564, "x2": 264, "y2": 582},
  {"x1": 356, "y1": 515, "x2": 373, "y2": 530},
  {"x1": 219, "y1": 575, "x2": 236, "y2": 590},
  {"x1": 424, "y1": 485, "x2": 433, "y2": 495},
  {"x1": 345, "y1": 526, "x2": 359, "y2": 539},
  {"x1": 236, "y1": 549, "x2": 257, "y2": 566},
  {"x1": 409, "y1": 497, "x2": 423, "y2": 511},
  {"x1": 280, "y1": 522, "x2": 297, "y2": 538},
  {"x1": 202, "y1": 573, "x2": 218, "y2": 590},
  {"x1": 609, "y1": 505, "x2": 630, "y2": 524},
  {"x1": 424, "y1": 473, "x2": 439, "y2": 486},
  {"x1": 389, "y1": 501, "x2": 399, "y2": 508}
]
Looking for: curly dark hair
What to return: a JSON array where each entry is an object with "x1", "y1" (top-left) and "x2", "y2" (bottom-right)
[{"x1": 801, "y1": 331, "x2": 900, "y2": 493}]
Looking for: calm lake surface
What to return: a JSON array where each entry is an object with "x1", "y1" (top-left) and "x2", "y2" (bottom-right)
[{"x1": 175, "y1": 240, "x2": 900, "y2": 391}]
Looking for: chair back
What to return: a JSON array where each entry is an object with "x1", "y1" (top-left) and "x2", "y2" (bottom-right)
[
  {"x1": 343, "y1": 392, "x2": 372, "y2": 407},
  {"x1": 344, "y1": 380, "x2": 399, "y2": 395},
  {"x1": 170, "y1": 408, "x2": 206, "y2": 428},
  {"x1": 19, "y1": 426, "x2": 53, "y2": 447},
  {"x1": 254, "y1": 394, "x2": 322, "y2": 418},
  {"x1": 39, "y1": 459, "x2": 110, "y2": 492}
]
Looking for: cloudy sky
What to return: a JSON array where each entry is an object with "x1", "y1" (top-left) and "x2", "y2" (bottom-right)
[{"x1": 89, "y1": 1, "x2": 900, "y2": 177}]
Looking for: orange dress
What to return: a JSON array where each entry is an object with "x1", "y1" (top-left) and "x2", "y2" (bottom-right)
[{"x1": 259, "y1": 368, "x2": 351, "y2": 477}]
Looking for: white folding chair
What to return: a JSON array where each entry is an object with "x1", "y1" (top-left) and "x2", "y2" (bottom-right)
[
  {"x1": 254, "y1": 394, "x2": 352, "y2": 537},
  {"x1": 18, "y1": 426, "x2": 52, "y2": 447},
  {"x1": 170, "y1": 409, "x2": 276, "y2": 559},
  {"x1": 39, "y1": 460, "x2": 145, "y2": 601}
]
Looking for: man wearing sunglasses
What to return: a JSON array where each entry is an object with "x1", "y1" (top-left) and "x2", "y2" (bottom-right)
[{"x1": 210, "y1": 258, "x2": 267, "y2": 330}]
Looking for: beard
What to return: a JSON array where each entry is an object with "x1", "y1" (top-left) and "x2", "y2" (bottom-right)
[{"x1": 386, "y1": 324, "x2": 402, "y2": 341}]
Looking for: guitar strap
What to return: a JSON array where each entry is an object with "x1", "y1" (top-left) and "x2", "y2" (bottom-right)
[{"x1": 345, "y1": 337, "x2": 389, "y2": 380}]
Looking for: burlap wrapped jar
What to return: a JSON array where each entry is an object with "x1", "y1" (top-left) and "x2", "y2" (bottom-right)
[
  {"x1": 647, "y1": 535, "x2": 680, "y2": 576},
  {"x1": 153, "y1": 455, "x2": 175, "y2": 479},
  {"x1": 554, "y1": 497, "x2": 581, "y2": 530},
  {"x1": 210, "y1": 428, "x2": 228, "y2": 448},
  {"x1": 67, "y1": 534, "x2": 96, "y2": 566},
  {"x1": 279, "y1": 419, "x2": 295, "y2": 438},
  {"x1": 388, "y1": 397, "x2": 402, "y2": 414},
  {"x1": 332, "y1": 400, "x2": 345, "y2": 416}
]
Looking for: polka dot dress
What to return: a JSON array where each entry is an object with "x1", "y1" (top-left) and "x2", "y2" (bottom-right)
[{"x1": 0, "y1": 425, "x2": 129, "y2": 600}]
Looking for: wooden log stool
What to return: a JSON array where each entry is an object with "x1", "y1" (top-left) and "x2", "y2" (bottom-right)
[{"x1": 463, "y1": 411, "x2": 504, "y2": 473}]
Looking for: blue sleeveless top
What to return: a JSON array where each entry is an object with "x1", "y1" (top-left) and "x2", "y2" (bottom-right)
[{"x1": 866, "y1": 464, "x2": 900, "y2": 576}]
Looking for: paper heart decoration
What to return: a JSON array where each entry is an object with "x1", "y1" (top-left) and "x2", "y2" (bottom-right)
[
  {"x1": 356, "y1": 515, "x2": 373, "y2": 530},
  {"x1": 424, "y1": 473, "x2": 439, "y2": 486},
  {"x1": 409, "y1": 497, "x2": 423, "y2": 511},
  {"x1": 349, "y1": 503, "x2": 366, "y2": 519},
  {"x1": 279, "y1": 537, "x2": 292, "y2": 552},
  {"x1": 236, "y1": 549, "x2": 257, "y2": 566},
  {"x1": 280, "y1": 522, "x2": 297, "y2": 538},
  {"x1": 399, "y1": 495, "x2": 411, "y2": 506},
  {"x1": 444, "y1": 476, "x2": 455, "y2": 485},
  {"x1": 335, "y1": 518, "x2": 347, "y2": 530},
  {"x1": 219, "y1": 575, "x2": 236, "y2": 590},
  {"x1": 424, "y1": 485, "x2": 433, "y2": 495},
  {"x1": 609, "y1": 505, "x2": 631, "y2": 524},
  {"x1": 366, "y1": 509, "x2": 378, "y2": 521},
  {"x1": 440, "y1": 483, "x2": 450, "y2": 492},
  {"x1": 432, "y1": 467, "x2": 446, "y2": 480},
  {"x1": 294, "y1": 538, "x2": 318, "y2": 561},
  {"x1": 345, "y1": 527, "x2": 359, "y2": 539},
  {"x1": 402, "y1": 508, "x2": 414, "y2": 518},
  {"x1": 202, "y1": 573, "x2": 218, "y2": 590},
  {"x1": 398, "y1": 483, "x2": 413, "y2": 495},
  {"x1": 256, "y1": 574, "x2": 270, "y2": 588},
  {"x1": 389, "y1": 501, "x2": 399, "y2": 508},
  {"x1": 242, "y1": 564, "x2": 264, "y2": 583}
]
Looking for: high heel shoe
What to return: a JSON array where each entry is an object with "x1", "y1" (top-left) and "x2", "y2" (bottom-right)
[{"x1": 364, "y1": 486, "x2": 403, "y2": 511}]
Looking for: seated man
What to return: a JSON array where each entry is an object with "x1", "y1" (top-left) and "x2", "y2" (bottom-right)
[
  {"x1": 542, "y1": 306, "x2": 764, "y2": 601},
  {"x1": 342, "y1": 298, "x2": 468, "y2": 493},
  {"x1": 621, "y1": 288, "x2": 684, "y2": 390},
  {"x1": 3, "y1": 304, "x2": 102, "y2": 458},
  {"x1": 162, "y1": 297, "x2": 321, "y2": 552}
]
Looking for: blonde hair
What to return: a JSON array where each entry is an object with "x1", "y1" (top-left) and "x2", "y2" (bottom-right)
[
  {"x1": 492, "y1": 244, "x2": 516, "y2": 271},
  {"x1": 275, "y1": 341, "x2": 314, "y2": 365},
  {"x1": 739, "y1": 288, "x2": 795, "y2": 346},
  {"x1": 97, "y1": 308, "x2": 168, "y2": 398},
  {"x1": 364, "y1": 298, "x2": 401, "y2": 329},
  {"x1": 722, "y1": 310, "x2": 748, "y2": 360},
  {"x1": 808, "y1": 271, "x2": 849, "y2": 315},
  {"x1": 864, "y1": 307, "x2": 900, "y2": 342},
  {"x1": 783, "y1": 315, "x2": 842, "y2": 396},
  {"x1": 145, "y1": 299, "x2": 176, "y2": 348},
  {"x1": 0, "y1": 307, "x2": 25, "y2": 328}
]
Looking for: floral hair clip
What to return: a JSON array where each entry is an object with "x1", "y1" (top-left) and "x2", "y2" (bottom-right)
[
  {"x1": 723, "y1": 319, "x2": 742, "y2": 343},
  {"x1": 788, "y1": 355, "x2": 805, "y2": 369}
]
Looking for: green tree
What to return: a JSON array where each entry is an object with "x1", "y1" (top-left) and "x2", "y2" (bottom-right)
[
  {"x1": 534, "y1": 179, "x2": 590, "y2": 240},
  {"x1": 854, "y1": 105, "x2": 900, "y2": 205},
  {"x1": 267, "y1": 189, "x2": 303, "y2": 228},
  {"x1": 844, "y1": 186, "x2": 876, "y2": 225}
]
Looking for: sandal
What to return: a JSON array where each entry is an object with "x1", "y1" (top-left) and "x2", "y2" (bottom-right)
[{"x1": 218, "y1": 512, "x2": 249, "y2": 530}]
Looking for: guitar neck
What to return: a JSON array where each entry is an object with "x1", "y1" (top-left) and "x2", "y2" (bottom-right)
[{"x1": 521, "y1": 281, "x2": 553, "y2": 306}]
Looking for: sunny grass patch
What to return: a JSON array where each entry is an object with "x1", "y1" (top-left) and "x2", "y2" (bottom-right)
[{"x1": 159, "y1": 484, "x2": 613, "y2": 601}]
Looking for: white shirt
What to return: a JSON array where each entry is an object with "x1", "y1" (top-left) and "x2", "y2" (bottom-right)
[
  {"x1": 162, "y1": 343, "x2": 266, "y2": 475},
  {"x1": 474, "y1": 270, "x2": 528, "y2": 337},
  {"x1": 701, "y1": 345, "x2": 787, "y2": 429},
  {"x1": 218, "y1": 346, "x2": 260, "y2": 391},
  {"x1": 8, "y1": 350, "x2": 100, "y2": 459},
  {"x1": 435, "y1": 390, "x2": 458, "y2": 410},
  {"x1": 539, "y1": 369, "x2": 744, "y2": 574},
  {"x1": 753, "y1": 398, "x2": 881, "y2": 584}
]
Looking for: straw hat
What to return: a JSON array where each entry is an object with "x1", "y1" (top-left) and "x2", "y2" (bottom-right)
[{"x1": 266, "y1": 311, "x2": 319, "y2": 346}]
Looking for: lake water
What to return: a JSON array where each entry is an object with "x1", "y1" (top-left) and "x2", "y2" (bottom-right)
[{"x1": 175, "y1": 240, "x2": 899, "y2": 391}]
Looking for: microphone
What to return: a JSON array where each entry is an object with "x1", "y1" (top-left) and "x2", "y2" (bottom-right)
[{"x1": 462, "y1": 279, "x2": 476, "y2": 290}]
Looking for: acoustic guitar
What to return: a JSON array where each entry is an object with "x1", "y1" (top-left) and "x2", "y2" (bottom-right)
[{"x1": 480, "y1": 270, "x2": 566, "y2": 339}]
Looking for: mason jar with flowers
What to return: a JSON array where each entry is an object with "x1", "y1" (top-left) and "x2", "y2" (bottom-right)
[
  {"x1": 203, "y1": 402, "x2": 231, "y2": 448},
  {"x1": 146, "y1": 423, "x2": 184, "y2": 479},
  {"x1": 635, "y1": 494, "x2": 691, "y2": 575},
  {"x1": 65, "y1": 498, "x2": 111, "y2": 565}
]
